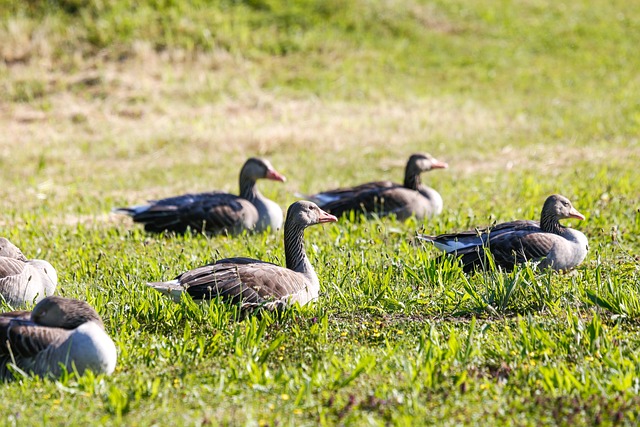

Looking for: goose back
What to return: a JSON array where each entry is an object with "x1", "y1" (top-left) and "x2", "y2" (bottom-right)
[
  {"x1": 126, "y1": 193, "x2": 259, "y2": 234},
  {"x1": 308, "y1": 180, "x2": 396, "y2": 206}
]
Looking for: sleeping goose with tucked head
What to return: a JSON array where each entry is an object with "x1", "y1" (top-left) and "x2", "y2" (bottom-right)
[
  {"x1": 307, "y1": 153, "x2": 448, "y2": 221},
  {"x1": 0, "y1": 238, "x2": 58, "y2": 307},
  {"x1": 0, "y1": 296, "x2": 117, "y2": 380},
  {"x1": 147, "y1": 201, "x2": 337, "y2": 313},
  {"x1": 115, "y1": 157, "x2": 286, "y2": 235},
  {"x1": 418, "y1": 194, "x2": 589, "y2": 272}
]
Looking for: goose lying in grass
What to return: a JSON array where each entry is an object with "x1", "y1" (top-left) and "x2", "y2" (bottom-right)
[
  {"x1": 148, "y1": 201, "x2": 337, "y2": 313},
  {"x1": 0, "y1": 238, "x2": 58, "y2": 307},
  {"x1": 418, "y1": 194, "x2": 588, "y2": 272},
  {"x1": 306, "y1": 153, "x2": 448, "y2": 221},
  {"x1": 115, "y1": 157, "x2": 286, "y2": 235},
  {"x1": 0, "y1": 296, "x2": 117, "y2": 380}
]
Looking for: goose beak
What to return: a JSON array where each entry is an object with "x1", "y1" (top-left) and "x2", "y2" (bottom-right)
[
  {"x1": 568, "y1": 207, "x2": 585, "y2": 220},
  {"x1": 266, "y1": 169, "x2": 287, "y2": 182},
  {"x1": 317, "y1": 209, "x2": 338, "y2": 224},
  {"x1": 431, "y1": 160, "x2": 448, "y2": 169}
]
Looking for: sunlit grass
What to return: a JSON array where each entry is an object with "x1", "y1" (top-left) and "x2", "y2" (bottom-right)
[{"x1": 0, "y1": 0, "x2": 639, "y2": 425}]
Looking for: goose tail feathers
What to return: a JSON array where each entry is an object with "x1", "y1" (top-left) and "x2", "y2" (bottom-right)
[{"x1": 146, "y1": 280, "x2": 184, "y2": 302}]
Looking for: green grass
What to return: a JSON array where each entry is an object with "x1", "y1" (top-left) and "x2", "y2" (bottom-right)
[{"x1": 1, "y1": 0, "x2": 640, "y2": 425}]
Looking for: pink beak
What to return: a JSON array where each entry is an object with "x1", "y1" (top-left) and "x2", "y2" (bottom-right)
[
  {"x1": 568, "y1": 207, "x2": 585, "y2": 220},
  {"x1": 266, "y1": 169, "x2": 287, "y2": 182},
  {"x1": 431, "y1": 160, "x2": 448, "y2": 169},
  {"x1": 318, "y1": 209, "x2": 338, "y2": 223}
]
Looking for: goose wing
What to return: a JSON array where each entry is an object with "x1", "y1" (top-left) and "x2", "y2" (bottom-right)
[
  {"x1": 309, "y1": 181, "x2": 395, "y2": 206},
  {"x1": 456, "y1": 227, "x2": 555, "y2": 271},
  {"x1": 488, "y1": 229, "x2": 556, "y2": 263},
  {"x1": 177, "y1": 258, "x2": 308, "y2": 307},
  {"x1": 0, "y1": 257, "x2": 26, "y2": 278},
  {"x1": 421, "y1": 220, "x2": 541, "y2": 252},
  {"x1": 176, "y1": 194, "x2": 257, "y2": 234},
  {"x1": 319, "y1": 183, "x2": 411, "y2": 218},
  {"x1": 124, "y1": 193, "x2": 258, "y2": 234},
  {"x1": 0, "y1": 314, "x2": 64, "y2": 358},
  {"x1": 0, "y1": 258, "x2": 29, "y2": 305}
]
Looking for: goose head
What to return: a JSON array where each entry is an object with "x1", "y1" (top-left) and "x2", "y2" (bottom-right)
[
  {"x1": 407, "y1": 153, "x2": 448, "y2": 174},
  {"x1": 241, "y1": 158, "x2": 287, "y2": 183},
  {"x1": 543, "y1": 194, "x2": 585, "y2": 221},
  {"x1": 31, "y1": 296, "x2": 104, "y2": 329},
  {"x1": 286, "y1": 201, "x2": 338, "y2": 229}
]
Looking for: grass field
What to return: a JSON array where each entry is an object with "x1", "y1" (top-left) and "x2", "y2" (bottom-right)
[{"x1": 1, "y1": 0, "x2": 640, "y2": 425}]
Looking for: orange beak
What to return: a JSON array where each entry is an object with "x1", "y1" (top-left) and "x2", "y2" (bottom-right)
[
  {"x1": 317, "y1": 209, "x2": 338, "y2": 223},
  {"x1": 431, "y1": 160, "x2": 448, "y2": 169},
  {"x1": 266, "y1": 169, "x2": 287, "y2": 182},
  {"x1": 568, "y1": 207, "x2": 585, "y2": 220}
]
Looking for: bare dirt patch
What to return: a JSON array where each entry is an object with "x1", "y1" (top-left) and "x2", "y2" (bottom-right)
[
  {"x1": 0, "y1": 53, "x2": 511, "y2": 195},
  {"x1": 1, "y1": 56, "x2": 506, "y2": 157}
]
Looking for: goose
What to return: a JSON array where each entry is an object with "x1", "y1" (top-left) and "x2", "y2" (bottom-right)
[
  {"x1": 0, "y1": 238, "x2": 27, "y2": 260},
  {"x1": 0, "y1": 238, "x2": 58, "y2": 307},
  {"x1": 147, "y1": 201, "x2": 338, "y2": 312},
  {"x1": 418, "y1": 194, "x2": 589, "y2": 272},
  {"x1": 0, "y1": 296, "x2": 117, "y2": 380},
  {"x1": 306, "y1": 153, "x2": 448, "y2": 221},
  {"x1": 115, "y1": 157, "x2": 286, "y2": 235}
]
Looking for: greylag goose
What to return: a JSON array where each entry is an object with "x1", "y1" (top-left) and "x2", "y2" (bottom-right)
[
  {"x1": 418, "y1": 194, "x2": 589, "y2": 272},
  {"x1": 115, "y1": 157, "x2": 286, "y2": 235},
  {"x1": 0, "y1": 296, "x2": 117, "y2": 380},
  {"x1": 0, "y1": 238, "x2": 58, "y2": 307},
  {"x1": 307, "y1": 153, "x2": 448, "y2": 221},
  {"x1": 148, "y1": 201, "x2": 337, "y2": 312}
]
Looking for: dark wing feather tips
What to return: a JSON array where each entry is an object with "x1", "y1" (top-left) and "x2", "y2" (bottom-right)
[
  {"x1": 421, "y1": 195, "x2": 588, "y2": 272},
  {"x1": 176, "y1": 260, "x2": 308, "y2": 309},
  {"x1": 121, "y1": 193, "x2": 255, "y2": 234}
]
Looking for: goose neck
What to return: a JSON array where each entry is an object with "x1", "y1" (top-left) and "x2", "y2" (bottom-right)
[
  {"x1": 540, "y1": 211, "x2": 564, "y2": 235},
  {"x1": 404, "y1": 159, "x2": 422, "y2": 191},
  {"x1": 239, "y1": 174, "x2": 260, "y2": 202},
  {"x1": 284, "y1": 221, "x2": 312, "y2": 274},
  {"x1": 403, "y1": 167, "x2": 422, "y2": 190}
]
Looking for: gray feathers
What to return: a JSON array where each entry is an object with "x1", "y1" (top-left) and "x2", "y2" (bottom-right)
[
  {"x1": 419, "y1": 195, "x2": 589, "y2": 272},
  {"x1": 308, "y1": 153, "x2": 447, "y2": 221},
  {"x1": 0, "y1": 238, "x2": 58, "y2": 308},
  {"x1": 114, "y1": 158, "x2": 285, "y2": 235},
  {"x1": 0, "y1": 296, "x2": 117, "y2": 380},
  {"x1": 147, "y1": 201, "x2": 338, "y2": 314}
]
